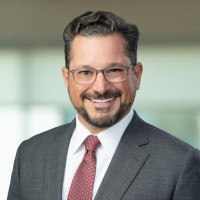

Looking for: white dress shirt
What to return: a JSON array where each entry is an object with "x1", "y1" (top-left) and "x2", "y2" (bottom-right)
[{"x1": 62, "y1": 110, "x2": 134, "y2": 200}]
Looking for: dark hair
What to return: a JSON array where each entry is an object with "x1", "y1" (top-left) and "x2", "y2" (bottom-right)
[{"x1": 63, "y1": 11, "x2": 140, "y2": 68}]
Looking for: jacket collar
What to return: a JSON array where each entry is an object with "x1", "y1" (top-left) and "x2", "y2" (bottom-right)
[{"x1": 94, "y1": 111, "x2": 149, "y2": 200}]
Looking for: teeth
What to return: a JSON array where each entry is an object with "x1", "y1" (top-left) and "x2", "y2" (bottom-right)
[{"x1": 91, "y1": 97, "x2": 114, "y2": 103}]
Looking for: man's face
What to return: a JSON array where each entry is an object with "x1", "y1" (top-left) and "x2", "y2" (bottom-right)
[{"x1": 62, "y1": 34, "x2": 143, "y2": 133}]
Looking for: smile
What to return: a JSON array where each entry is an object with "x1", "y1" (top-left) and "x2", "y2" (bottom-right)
[{"x1": 91, "y1": 97, "x2": 115, "y2": 103}]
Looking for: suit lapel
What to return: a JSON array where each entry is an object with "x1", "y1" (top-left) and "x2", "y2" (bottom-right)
[
  {"x1": 42, "y1": 120, "x2": 76, "y2": 200},
  {"x1": 95, "y1": 112, "x2": 149, "y2": 200}
]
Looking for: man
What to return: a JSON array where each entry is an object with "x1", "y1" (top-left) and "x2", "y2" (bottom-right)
[{"x1": 8, "y1": 11, "x2": 200, "y2": 200}]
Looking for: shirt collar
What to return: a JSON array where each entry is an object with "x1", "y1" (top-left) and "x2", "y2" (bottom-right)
[
  {"x1": 70, "y1": 110, "x2": 134, "y2": 157},
  {"x1": 97, "y1": 110, "x2": 133, "y2": 157}
]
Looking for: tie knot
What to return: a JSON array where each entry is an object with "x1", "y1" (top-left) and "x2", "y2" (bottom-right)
[{"x1": 85, "y1": 135, "x2": 100, "y2": 151}]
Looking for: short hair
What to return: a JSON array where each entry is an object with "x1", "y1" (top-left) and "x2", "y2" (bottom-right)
[{"x1": 63, "y1": 11, "x2": 140, "y2": 68}]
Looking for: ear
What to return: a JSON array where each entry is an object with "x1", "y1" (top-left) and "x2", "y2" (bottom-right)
[
  {"x1": 62, "y1": 67, "x2": 69, "y2": 89},
  {"x1": 133, "y1": 62, "x2": 143, "y2": 90}
]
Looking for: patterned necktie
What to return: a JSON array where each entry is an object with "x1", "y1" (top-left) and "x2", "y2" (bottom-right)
[{"x1": 68, "y1": 135, "x2": 100, "y2": 200}]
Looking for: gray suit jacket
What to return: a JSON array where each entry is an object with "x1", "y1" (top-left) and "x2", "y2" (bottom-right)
[{"x1": 8, "y1": 112, "x2": 200, "y2": 200}]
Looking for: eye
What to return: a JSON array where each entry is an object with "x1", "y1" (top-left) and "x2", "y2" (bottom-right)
[
  {"x1": 77, "y1": 69, "x2": 94, "y2": 76},
  {"x1": 107, "y1": 67, "x2": 124, "y2": 73}
]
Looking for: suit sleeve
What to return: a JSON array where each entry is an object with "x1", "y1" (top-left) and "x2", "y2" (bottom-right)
[
  {"x1": 173, "y1": 148, "x2": 200, "y2": 199},
  {"x1": 7, "y1": 143, "x2": 22, "y2": 200}
]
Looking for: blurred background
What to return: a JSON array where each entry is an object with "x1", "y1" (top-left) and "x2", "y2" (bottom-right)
[{"x1": 0, "y1": 0, "x2": 200, "y2": 199}]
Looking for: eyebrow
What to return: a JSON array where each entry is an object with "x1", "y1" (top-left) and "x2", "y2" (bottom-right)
[
  {"x1": 73, "y1": 63, "x2": 126, "y2": 70},
  {"x1": 106, "y1": 63, "x2": 126, "y2": 68}
]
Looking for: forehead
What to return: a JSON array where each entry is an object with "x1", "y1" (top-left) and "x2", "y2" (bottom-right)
[
  {"x1": 74, "y1": 33, "x2": 125, "y2": 47},
  {"x1": 70, "y1": 34, "x2": 129, "y2": 67}
]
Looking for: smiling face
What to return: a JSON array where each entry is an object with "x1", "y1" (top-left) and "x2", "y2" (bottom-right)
[{"x1": 62, "y1": 33, "x2": 143, "y2": 134}]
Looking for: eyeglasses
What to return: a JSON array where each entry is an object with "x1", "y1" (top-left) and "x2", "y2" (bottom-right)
[{"x1": 69, "y1": 65, "x2": 133, "y2": 84}]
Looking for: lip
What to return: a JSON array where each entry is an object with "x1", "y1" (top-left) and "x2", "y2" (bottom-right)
[
  {"x1": 86, "y1": 96, "x2": 118, "y2": 109},
  {"x1": 91, "y1": 97, "x2": 114, "y2": 103}
]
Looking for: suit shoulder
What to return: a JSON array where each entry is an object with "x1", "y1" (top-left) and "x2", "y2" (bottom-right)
[
  {"x1": 15, "y1": 120, "x2": 76, "y2": 161},
  {"x1": 132, "y1": 112, "x2": 198, "y2": 154},
  {"x1": 21, "y1": 120, "x2": 75, "y2": 146},
  {"x1": 143, "y1": 120, "x2": 198, "y2": 153}
]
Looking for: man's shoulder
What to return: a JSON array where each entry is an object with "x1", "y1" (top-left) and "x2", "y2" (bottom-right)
[
  {"x1": 144, "y1": 120, "x2": 199, "y2": 160},
  {"x1": 20, "y1": 119, "x2": 76, "y2": 149},
  {"x1": 133, "y1": 112, "x2": 198, "y2": 153}
]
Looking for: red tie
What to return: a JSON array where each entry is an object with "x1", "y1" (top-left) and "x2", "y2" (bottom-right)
[{"x1": 68, "y1": 135, "x2": 100, "y2": 200}]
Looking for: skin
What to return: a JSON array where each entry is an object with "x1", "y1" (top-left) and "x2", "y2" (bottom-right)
[{"x1": 62, "y1": 33, "x2": 143, "y2": 134}]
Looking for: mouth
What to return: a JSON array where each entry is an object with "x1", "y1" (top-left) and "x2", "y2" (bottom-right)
[
  {"x1": 83, "y1": 91, "x2": 121, "y2": 109},
  {"x1": 87, "y1": 96, "x2": 118, "y2": 111},
  {"x1": 91, "y1": 97, "x2": 115, "y2": 103}
]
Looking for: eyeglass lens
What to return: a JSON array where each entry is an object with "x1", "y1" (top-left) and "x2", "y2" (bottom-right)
[{"x1": 72, "y1": 66, "x2": 128, "y2": 84}]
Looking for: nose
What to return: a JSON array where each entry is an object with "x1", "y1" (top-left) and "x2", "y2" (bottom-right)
[{"x1": 91, "y1": 71, "x2": 110, "y2": 93}]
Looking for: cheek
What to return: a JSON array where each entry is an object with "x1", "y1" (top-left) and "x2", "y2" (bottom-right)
[
  {"x1": 122, "y1": 89, "x2": 135, "y2": 102},
  {"x1": 120, "y1": 80, "x2": 136, "y2": 102},
  {"x1": 68, "y1": 82, "x2": 87, "y2": 104}
]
